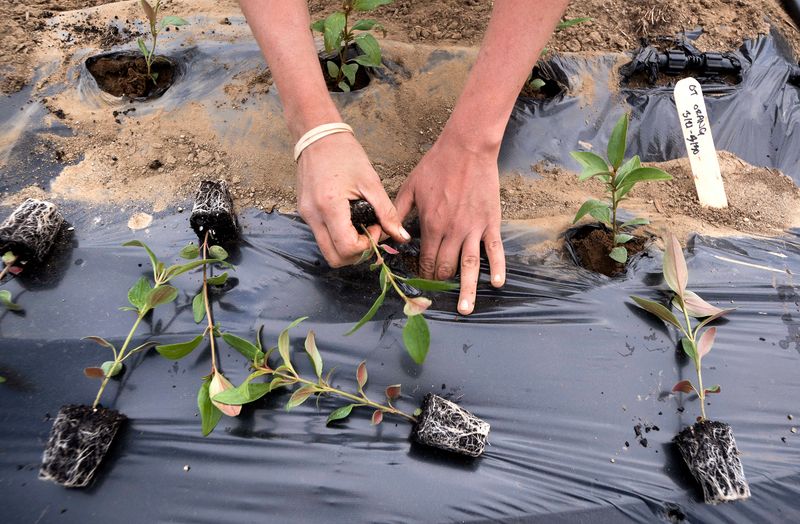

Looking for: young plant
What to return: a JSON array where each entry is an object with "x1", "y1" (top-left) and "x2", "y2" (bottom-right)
[
  {"x1": 83, "y1": 240, "x2": 224, "y2": 410},
  {"x1": 630, "y1": 234, "x2": 733, "y2": 420},
  {"x1": 526, "y1": 17, "x2": 591, "y2": 92},
  {"x1": 310, "y1": 0, "x2": 391, "y2": 92},
  {"x1": 571, "y1": 113, "x2": 673, "y2": 263},
  {"x1": 348, "y1": 228, "x2": 458, "y2": 364},
  {"x1": 153, "y1": 233, "x2": 240, "y2": 436},
  {"x1": 212, "y1": 319, "x2": 418, "y2": 426},
  {"x1": 137, "y1": 1, "x2": 188, "y2": 83}
]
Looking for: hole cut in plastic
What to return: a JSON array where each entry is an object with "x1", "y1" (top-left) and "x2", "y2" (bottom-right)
[{"x1": 86, "y1": 51, "x2": 179, "y2": 100}]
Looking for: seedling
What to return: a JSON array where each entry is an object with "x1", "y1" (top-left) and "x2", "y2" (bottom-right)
[
  {"x1": 137, "y1": 1, "x2": 188, "y2": 83},
  {"x1": 213, "y1": 320, "x2": 490, "y2": 457},
  {"x1": 310, "y1": 0, "x2": 391, "y2": 92},
  {"x1": 630, "y1": 234, "x2": 749, "y2": 503},
  {"x1": 571, "y1": 113, "x2": 672, "y2": 263},
  {"x1": 526, "y1": 17, "x2": 590, "y2": 93},
  {"x1": 154, "y1": 232, "x2": 240, "y2": 436}
]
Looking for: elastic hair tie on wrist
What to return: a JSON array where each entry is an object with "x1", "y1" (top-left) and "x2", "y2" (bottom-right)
[{"x1": 293, "y1": 123, "x2": 354, "y2": 162}]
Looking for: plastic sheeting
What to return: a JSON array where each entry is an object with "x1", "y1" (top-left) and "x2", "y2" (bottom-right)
[{"x1": 1, "y1": 208, "x2": 799, "y2": 523}]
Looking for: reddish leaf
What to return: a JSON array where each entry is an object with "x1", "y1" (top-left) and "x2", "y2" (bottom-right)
[
  {"x1": 356, "y1": 361, "x2": 368, "y2": 390},
  {"x1": 663, "y1": 234, "x2": 688, "y2": 298},
  {"x1": 83, "y1": 336, "x2": 116, "y2": 351},
  {"x1": 371, "y1": 410, "x2": 383, "y2": 425},
  {"x1": 385, "y1": 384, "x2": 401, "y2": 401},
  {"x1": 705, "y1": 385, "x2": 721, "y2": 394},
  {"x1": 403, "y1": 296, "x2": 431, "y2": 316},
  {"x1": 380, "y1": 244, "x2": 400, "y2": 255},
  {"x1": 672, "y1": 380, "x2": 695, "y2": 394},
  {"x1": 286, "y1": 385, "x2": 317, "y2": 410},
  {"x1": 8, "y1": 265, "x2": 22, "y2": 275},
  {"x1": 140, "y1": 0, "x2": 156, "y2": 25},
  {"x1": 84, "y1": 367, "x2": 105, "y2": 378},
  {"x1": 697, "y1": 327, "x2": 716, "y2": 359},
  {"x1": 209, "y1": 371, "x2": 242, "y2": 417},
  {"x1": 681, "y1": 290, "x2": 723, "y2": 318}
]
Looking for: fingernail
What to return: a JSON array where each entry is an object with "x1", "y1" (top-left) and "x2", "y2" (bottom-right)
[
  {"x1": 493, "y1": 274, "x2": 503, "y2": 284},
  {"x1": 399, "y1": 227, "x2": 411, "y2": 241},
  {"x1": 460, "y1": 299, "x2": 470, "y2": 312}
]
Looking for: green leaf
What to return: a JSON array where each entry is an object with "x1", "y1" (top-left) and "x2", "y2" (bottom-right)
[
  {"x1": 208, "y1": 245, "x2": 228, "y2": 260},
  {"x1": 413, "y1": 408, "x2": 422, "y2": 417},
  {"x1": 101, "y1": 361, "x2": 123, "y2": 377},
  {"x1": 310, "y1": 19, "x2": 325, "y2": 32},
  {"x1": 338, "y1": 80, "x2": 351, "y2": 92},
  {"x1": 327, "y1": 404, "x2": 355, "y2": 424},
  {"x1": 705, "y1": 385, "x2": 721, "y2": 394},
  {"x1": 609, "y1": 246, "x2": 628, "y2": 263},
  {"x1": 180, "y1": 243, "x2": 200, "y2": 260},
  {"x1": 618, "y1": 167, "x2": 672, "y2": 194},
  {"x1": 323, "y1": 12, "x2": 346, "y2": 52},
  {"x1": 158, "y1": 15, "x2": 188, "y2": 30},
  {"x1": 192, "y1": 292, "x2": 205, "y2": 323},
  {"x1": 198, "y1": 378, "x2": 222, "y2": 436},
  {"x1": 304, "y1": 331, "x2": 323, "y2": 379},
  {"x1": 402, "y1": 314, "x2": 430, "y2": 364},
  {"x1": 556, "y1": 17, "x2": 591, "y2": 30},
  {"x1": 0, "y1": 290, "x2": 21, "y2": 311},
  {"x1": 353, "y1": 0, "x2": 393, "y2": 11},
  {"x1": 123, "y1": 240, "x2": 159, "y2": 275},
  {"x1": 128, "y1": 276, "x2": 151, "y2": 310},
  {"x1": 589, "y1": 206, "x2": 612, "y2": 225},
  {"x1": 150, "y1": 71, "x2": 159, "y2": 82},
  {"x1": 663, "y1": 234, "x2": 688, "y2": 298},
  {"x1": 528, "y1": 78, "x2": 546, "y2": 90},
  {"x1": 607, "y1": 113, "x2": 628, "y2": 170},
  {"x1": 222, "y1": 332, "x2": 263, "y2": 362},
  {"x1": 144, "y1": 285, "x2": 178, "y2": 311},
  {"x1": 614, "y1": 155, "x2": 641, "y2": 187},
  {"x1": 156, "y1": 335, "x2": 204, "y2": 360},
  {"x1": 277, "y1": 317, "x2": 308, "y2": 371},
  {"x1": 351, "y1": 18, "x2": 378, "y2": 30},
  {"x1": 614, "y1": 234, "x2": 634, "y2": 244},
  {"x1": 402, "y1": 278, "x2": 460, "y2": 292},
  {"x1": 286, "y1": 385, "x2": 317, "y2": 410},
  {"x1": 681, "y1": 337, "x2": 697, "y2": 362},
  {"x1": 207, "y1": 272, "x2": 228, "y2": 286},
  {"x1": 3, "y1": 251, "x2": 16, "y2": 264},
  {"x1": 326, "y1": 60, "x2": 340, "y2": 78},
  {"x1": 573, "y1": 199, "x2": 609, "y2": 224},
  {"x1": 341, "y1": 63, "x2": 359, "y2": 85},
  {"x1": 630, "y1": 295, "x2": 683, "y2": 331},
  {"x1": 137, "y1": 37, "x2": 149, "y2": 59},
  {"x1": 162, "y1": 259, "x2": 217, "y2": 281},
  {"x1": 570, "y1": 151, "x2": 609, "y2": 180},
  {"x1": 345, "y1": 286, "x2": 387, "y2": 335},
  {"x1": 620, "y1": 217, "x2": 649, "y2": 228},
  {"x1": 354, "y1": 33, "x2": 382, "y2": 67},
  {"x1": 213, "y1": 381, "x2": 271, "y2": 406}
]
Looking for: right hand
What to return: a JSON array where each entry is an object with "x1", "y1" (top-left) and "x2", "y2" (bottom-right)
[{"x1": 296, "y1": 132, "x2": 410, "y2": 267}]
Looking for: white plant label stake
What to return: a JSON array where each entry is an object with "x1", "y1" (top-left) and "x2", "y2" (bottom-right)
[{"x1": 673, "y1": 78, "x2": 728, "y2": 208}]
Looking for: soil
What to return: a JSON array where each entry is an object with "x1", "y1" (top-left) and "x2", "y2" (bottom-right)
[
  {"x1": 320, "y1": 44, "x2": 372, "y2": 92},
  {"x1": 39, "y1": 404, "x2": 126, "y2": 488},
  {"x1": 86, "y1": 52, "x2": 177, "y2": 99},
  {"x1": 567, "y1": 226, "x2": 650, "y2": 277},
  {"x1": 350, "y1": 199, "x2": 379, "y2": 228}
]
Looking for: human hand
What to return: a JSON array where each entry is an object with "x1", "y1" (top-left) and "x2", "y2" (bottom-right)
[
  {"x1": 394, "y1": 133, "x2": 505, "y2": 315},
  {"x1": 296, "y1": 132, "x2": 409, "y2": 267}
]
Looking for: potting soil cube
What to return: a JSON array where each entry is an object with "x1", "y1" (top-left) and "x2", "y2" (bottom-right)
[
  {"x1": 412, "y1": 393, "x2": 490, "y2": 457},
  {"x1": 0, "y1": 198, "x2": 64, "y2": 263},
  {"x1": 190, "y1": 180, "x2": 239, "y2": 243}
]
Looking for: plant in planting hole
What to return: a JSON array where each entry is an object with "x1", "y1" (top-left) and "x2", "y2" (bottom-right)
[
  {"x1": 83, "y1": 240, "x2": 227, "y2": 410},
  {"x1": 152, "y1": 233, "x2": 241, "y2": 435},
  {"x1": 137, "y1": 1, "x2": 188, "y2": 83},
  {"x1": 571, "y1": 113, "x2": 673, "y2": 264},
  {"x1": 630, "y1": 234, "x2": 734, "y2": 420},
  {"x1": 526, "y1": 17, "x2": 591, "y2": 92},
  {"x1": 310, "y1": 0, "x2": 391, "y2": 92},
  {"x1": 349, "y1": 225, "x2": 459, "y2": 364}
]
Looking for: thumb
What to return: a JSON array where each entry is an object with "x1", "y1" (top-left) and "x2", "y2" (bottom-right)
[{"x1": 362, "y1": 184, "x2": 411, "y2": 244}]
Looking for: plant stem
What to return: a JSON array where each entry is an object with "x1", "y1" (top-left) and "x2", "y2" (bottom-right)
[
  {"x1": 92, "y1": 313, "x2": 145, "y2": 409},
  {"x1": 201, "y1": 232, "x2": 218, "y2": 372},
  {"x1": 680, "y1": 301, "x2": 706, "y2": 420},
  {"x1": 361, "y1": 226, "x2": 410, "y2": 302},
  {"x1": 610, "y1": 167, "x2": 619, "y2": 243}
]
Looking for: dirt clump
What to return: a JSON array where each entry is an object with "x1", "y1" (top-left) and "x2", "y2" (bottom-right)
[
  {"x1": 86, "y1": 52, "x2": 176, "y2": 99},
  {"x1": 568, "y1": 226, "x2": 649, "y2": 277}
]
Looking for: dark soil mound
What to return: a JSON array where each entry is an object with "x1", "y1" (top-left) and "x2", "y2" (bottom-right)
[
  {"x1": 567, "y1": 224, "x2": 648, "y2": 276},
  {"x1": 86, "y1": 51, "x2": 176, "y2": 99}
]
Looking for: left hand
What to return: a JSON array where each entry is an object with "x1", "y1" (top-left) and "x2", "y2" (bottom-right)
[{"x1": 394, "y1": 131, "x2": 505, "y2": 315}]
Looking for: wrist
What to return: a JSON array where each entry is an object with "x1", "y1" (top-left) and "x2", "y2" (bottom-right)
[
  {"x1": 440, "y1": 113, "x2": 503, "y2": 155},
  {"x1": 285, "y1": 100, "x2": 343, "y2": 142}
]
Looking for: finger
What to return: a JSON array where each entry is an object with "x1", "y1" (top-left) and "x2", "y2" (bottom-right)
[
  {"x1": 394, "y1": 183, "x2": 415, "y2": 223},
  {"x1": 305, "y1": 216, "x2": 346, "y2": 268},
  {"x1": 325, "y1": 203, "x2": 372, "y2": 263},
  {"x1": 434, "y1": 234, "x2": 462, "y2": 282},
  {"x1": 457, "y1": 235, "x2": 482, "y2": 315},
  {"x1": 418, "y1": 228, "x2": 441, "y2": 280},
  {"x1": 483, "y1": 227, "x2": 506, "y2": 288},
  {"x1": 361, "y1": 183, "x2": 411, "y2": 244}
]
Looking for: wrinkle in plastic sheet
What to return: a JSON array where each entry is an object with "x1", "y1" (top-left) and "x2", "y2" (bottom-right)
[{"x1": 1, "y1": 208, "x2": 799, "y2": 523}]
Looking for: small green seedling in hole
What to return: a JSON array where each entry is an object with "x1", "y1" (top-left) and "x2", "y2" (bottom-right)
[
  {"x1": 526, "y1": 17, "x2": 591, "y2": 93},
  {"x1": 137, "y1": 1, "x2": 188, "y2": 84},
  {"x1": 311, "y1": 0, "x2": 391, "y2": 92},
  {"x1": 153, "y1": 233, "x2": 240, "y2": 436},
  {"x1": 0, "y1": 251, "x2": 22, "y2": 311},
  {"x1": 571, "y1": 113, "x2": 673, "y2": 263},
  {"x1": 630, "y1": 233, "x2": 733, "y2": 420},
  {"x1": 348, "y1": 228, "x2": 459, "y2": 364},
  {"x1": 83, "y1": 240, "x2": 225, "y2": 410},
  {"x1": 212, "y1": 319, "x2": 419, "y2": 426}
]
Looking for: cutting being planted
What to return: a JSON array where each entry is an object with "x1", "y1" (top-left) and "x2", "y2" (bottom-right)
[
  {"x1": 630, "y1": 233, "x2": 749, "y2": 504},
  {"x1": 137, "y1": 1, "x2": 188, "y2": 84},
  {"x1": 570, "y1": 113, "x2": 672, "y2": 272}
]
